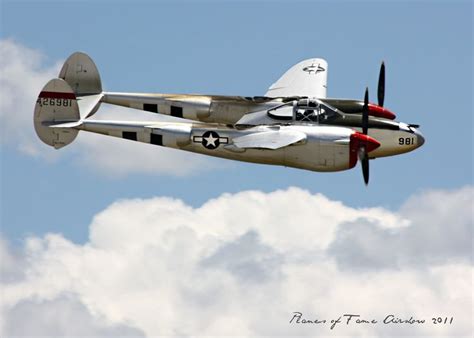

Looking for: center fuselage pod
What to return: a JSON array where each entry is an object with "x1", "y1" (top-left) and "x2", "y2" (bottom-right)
[{"x1": 78, "y1": 121, "x2": 371, "y2": 172}]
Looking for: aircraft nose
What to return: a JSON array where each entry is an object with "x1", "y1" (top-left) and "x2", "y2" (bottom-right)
[{"x1": 413, "y1": 128, "x2": 425, "y2": 147}]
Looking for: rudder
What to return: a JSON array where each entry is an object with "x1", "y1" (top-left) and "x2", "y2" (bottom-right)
[
  {"x1": 34, "y1": 78, "x2": 80, "y2": 149},
  {"x1": 59, "y1": 52, "x2": 102, "y2": 96},
  {"x1": 58, "y1": 52, "x2": 104, "y2": 119}
]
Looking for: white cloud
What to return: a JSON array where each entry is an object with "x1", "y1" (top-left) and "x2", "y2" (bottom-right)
[
  {"x1": 1, "y1": 186, "x2": 472, "y2": 337},
  {"x1": 329, "y1": 186, "x2": 473, "y2": 269},
  {"x1": 2, "y1": 295, "x2": 145, "y2": 337},
  {"x1": 0, "y1": 39, "x2": 221, "y2": 176},
  {"x1": 0, "y1": 39, "x2": 61, "y2": 158}
]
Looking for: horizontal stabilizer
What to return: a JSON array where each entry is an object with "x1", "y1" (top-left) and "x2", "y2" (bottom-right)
[
  {"x1": 47, "y1": 120, "x2": 83, "y2": 128},
  {"x1": 77, "y1": 93, "x2": 103, "y2": 119},
  {"x1": 232, "y1": 130, "x2": 306, "y2": 149}
]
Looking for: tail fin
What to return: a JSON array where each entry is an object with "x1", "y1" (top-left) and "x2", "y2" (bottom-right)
[
  {"x1": 59, "y1": 52, "x2": 102, "y2": 96},
  {"x1": 59, "y1": 52, "x2": 103, "y2": 119},
  {"x1": 34, "y1": 52, "x2": 105, "y2": 148},
  {"x1": 34, "y1": 78, "x2": 80, "y2": 149}
]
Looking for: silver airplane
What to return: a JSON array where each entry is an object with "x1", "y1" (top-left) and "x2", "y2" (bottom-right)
[{"x1": 34, "y1": 52, "x2": 424, "y2": 184}]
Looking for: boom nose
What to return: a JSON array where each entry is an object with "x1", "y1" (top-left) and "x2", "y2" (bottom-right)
[{"x1": 413, "y1": 128, "x2": 425, "y2": 147}]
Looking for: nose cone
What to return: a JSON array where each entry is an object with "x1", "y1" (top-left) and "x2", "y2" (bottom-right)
[{"x1": 413, "y1": 128, "x2": 425, "y2": 148}]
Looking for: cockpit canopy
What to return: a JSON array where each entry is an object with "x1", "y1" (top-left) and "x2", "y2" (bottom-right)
[
  {"x1": 235, "y1": 98, "x2": 342, "y2": 127},
  {"x1": 267, "y1": 98, "x2": 340, "y2": 123}
]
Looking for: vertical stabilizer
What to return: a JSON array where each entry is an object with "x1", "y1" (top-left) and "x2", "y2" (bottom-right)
[
  {"x1": 59, "y1": 52, "x2": 102, "y2": 96},
  {"x1": 34, "y1": 78, "x2": 80, "y2": 149}
]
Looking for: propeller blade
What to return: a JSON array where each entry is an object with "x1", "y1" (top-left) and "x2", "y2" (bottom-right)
[
  {"x1": 358, "y1": 146, "x2": 370, "y2": 185},
  {"x1": 377, "y1": 62, "x2": 385, "y2": 107},
  {"x1": 362, "y1": 87, "x2": 369, "y2": 135},
  {"x1": 362, "y1": 155, "x2": 369, "y2": 185}
]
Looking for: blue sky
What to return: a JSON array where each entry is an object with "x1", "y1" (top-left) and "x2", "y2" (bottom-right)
[
  {"x1": 1, "y1": 0, "x2": 472, "y2": 245},
  {"x1": 1, "y1": 2, "x2": 472, "y2": 337}
]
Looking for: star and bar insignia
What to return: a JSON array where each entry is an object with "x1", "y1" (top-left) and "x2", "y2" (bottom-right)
[
  {"x1": 302, "y1": 63, "x2": 325, "y2": 75},
  {"x1": 193, "y1": 131, "x2": 229, "y2": 150}
]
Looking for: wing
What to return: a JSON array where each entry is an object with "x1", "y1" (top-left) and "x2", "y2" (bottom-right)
[
  {"x1": 231, "y1": 130, "x2": 306, "y2": 150},
  {"x1": 265, "y1": 58, "x2": 328, "y2": 98}
]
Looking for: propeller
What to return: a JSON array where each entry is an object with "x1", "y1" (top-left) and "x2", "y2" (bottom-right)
[
  {"x1": 377, "y1": 61, "x2": 385, "y2": 107},
  {"x1": 353, "y1": 62, "x2": 390, "y2": 184},
  {"x1": 362, "y1": 87, "x2": 369, "y2": 135},
  {"x1": 358, "y1": 62, "x2": 384, "y2": 184},
  {"x1": 360, "y1": 87, "x2": 370, "y2": 185}
]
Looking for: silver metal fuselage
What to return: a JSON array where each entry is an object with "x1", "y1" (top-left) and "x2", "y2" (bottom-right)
[
  {"x1": 86, "y1": 92, "x2": 424, "y2": 171},
  {"x1": 77, "y1": 117, "x2": 424, "y2": 173}
]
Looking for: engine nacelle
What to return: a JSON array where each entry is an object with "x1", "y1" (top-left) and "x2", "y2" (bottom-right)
[{"x1": 281, "y1": 126, "x2": 379, "y2": 172}]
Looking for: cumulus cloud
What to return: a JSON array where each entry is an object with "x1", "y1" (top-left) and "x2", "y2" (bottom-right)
[
  {"x1": 0, "y1": 39, "x2": 61, "y2": 157},
  {"x1": 1, "y1": 186, "x2": 472, "y2": 337},
  {"x1": 2, "y1": 295, "x2": 145, "y2": 337},
  {"x1": 0, "y1": 39, "x2": 220, "y2": 176},
  {"x1": 329, "y1": 186, "x2": 473, "y2": 269}
]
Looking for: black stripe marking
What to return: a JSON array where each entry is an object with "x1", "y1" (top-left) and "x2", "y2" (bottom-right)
[
  {"x1": 170, "y1": 106, "x2": 183, "y2": 118},
  {"x1": 150, "y1": 133, "x2": 163, "y2": 146},
  {"x1": 143, "y1": 103, "x2": 158, "y2": 113},
  {"x1": 122, "y1": 131, "x2": 137, "y2": 141}
]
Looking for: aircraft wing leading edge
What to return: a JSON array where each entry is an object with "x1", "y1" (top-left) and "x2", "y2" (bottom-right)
[{"x1": 232, "y1": 129, "x2": 306, "y2": 149}]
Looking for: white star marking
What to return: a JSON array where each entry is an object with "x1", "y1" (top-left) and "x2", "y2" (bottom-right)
[{"x1": 204, "y1": 133, "x2": 218, "y2": 147}]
